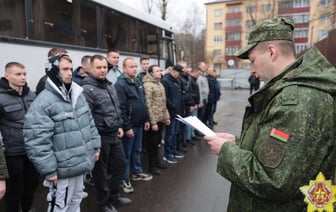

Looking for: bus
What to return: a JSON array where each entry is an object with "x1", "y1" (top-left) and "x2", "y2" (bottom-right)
[{"x1": 0, "y1": 0, "x2": 176, "y2": 90}]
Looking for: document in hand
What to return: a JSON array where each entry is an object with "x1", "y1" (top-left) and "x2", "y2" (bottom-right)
[{"x1": 175, "y1": 115, "x2": 215, "y2": 136}]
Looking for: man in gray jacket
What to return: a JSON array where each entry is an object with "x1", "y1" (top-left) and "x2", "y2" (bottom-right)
[{"x1": 23, "y1": 54, "x2": 101, "y2": 212}]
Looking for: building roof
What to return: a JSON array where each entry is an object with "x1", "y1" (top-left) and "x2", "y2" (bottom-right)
[{"x1": 204, "y1": 0, "x2": 242, "y2": 5}]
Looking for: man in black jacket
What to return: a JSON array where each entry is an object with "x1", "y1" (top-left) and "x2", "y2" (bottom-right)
[
  {"x1": 0, "y1": 62, "x2": 38, "y2": 212},
  {"x1": 115, "y1": 57, "x2": 152, "y2": 194},
  {"x1": 161, "y1": 64, "x2": 185, "y2": 164},
  {"x1": 82, "y1": 55, "x2": 131, "y2": 212}
]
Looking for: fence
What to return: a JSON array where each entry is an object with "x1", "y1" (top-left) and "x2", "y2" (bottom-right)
[{"x1": 219, "y1": 68, "x2": 250, "y2": 89}]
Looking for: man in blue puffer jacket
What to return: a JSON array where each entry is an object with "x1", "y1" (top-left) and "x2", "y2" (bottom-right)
[{"x1": 23, "y1": 54, "x2": 101, "y2": 212}]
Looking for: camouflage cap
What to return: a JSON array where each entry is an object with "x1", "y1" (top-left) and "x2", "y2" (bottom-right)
[{"x1": 235, "y1": 17, "x2": 295, "y2": 59}]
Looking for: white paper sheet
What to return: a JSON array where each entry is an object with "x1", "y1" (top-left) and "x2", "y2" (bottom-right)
[{"x1": 175, "y1": 115, "x2": 215, "y2": 136}]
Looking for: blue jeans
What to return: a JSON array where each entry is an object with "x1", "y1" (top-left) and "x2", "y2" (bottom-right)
[
  {"x1": 164, "y1": 119, "x2": 179, "y2": 158},
  {"x1": 187, "y1": 109, "x2": 198, "y2": 139},
  {"x1": 122, "y1": 126, "x2": 144, "y2": 181}
]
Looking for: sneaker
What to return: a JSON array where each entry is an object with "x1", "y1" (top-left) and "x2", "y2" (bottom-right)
[
  {"x1": 131, "y1": 173, "x2": 153, "y2": 181},
  {"x1": 121, "y1": 180, "x2": 134, "y2": 193},
  {"x1": 174, "y1": 152, "x2": 185, "y2": 159},
  {"x1": 82, "y1": 191, "x2": 88, "y2": 199},
  {"x1": 163, "y1": 156, "x2": 177, "y2": 164},
  {"x1": 111, "y1": 197, "x2": 132, "y2": 206},
  {"x1": 84, "y1": 173, "x2": 95, "y2": 186}
]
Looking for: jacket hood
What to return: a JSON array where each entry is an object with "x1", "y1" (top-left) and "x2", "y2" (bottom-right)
[
  {"x1": 45, "y1": 78, "x2": 83, "y2": 108},
  {"x1": 142, "y1": 73, "x2": 160, "y2": 84},
  {"x1": 0, "y1": 77, "x2": 31, "y2": 96},
  {"x1": 284, "y1": 47, "x2": 336, "y2": 93},
  {"x1": 251, "y1": 47, "x2": 336, "y2": 111}
]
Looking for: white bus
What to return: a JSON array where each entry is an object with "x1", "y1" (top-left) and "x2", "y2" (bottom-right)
[{"x1": 0, "y1": 0, "x2": 176, "y2": 90}]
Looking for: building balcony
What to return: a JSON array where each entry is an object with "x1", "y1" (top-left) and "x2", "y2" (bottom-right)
[
  {"x1": 295, "y1": 37, "x2": 308, "y2": 43},
  {"x1": 225, "y1": 40, "x2": 241, "y2": 46},
  {"x1": 278, "y1": 7, "x2": 310, "y2": 14},
  {"x1": 226, "y1": 12, "x2": 242, "y2": 19},
  {"x1": 295, "y1": 23, "x2": 309, "y2": 28},
  {"x1": 225, "y1": 26, "x2": 241, "y2": 32}
]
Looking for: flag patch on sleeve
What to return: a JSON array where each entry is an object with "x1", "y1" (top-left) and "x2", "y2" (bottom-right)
[{"x1": 270, "y1": 128, "x2": 289, "y2": 142}]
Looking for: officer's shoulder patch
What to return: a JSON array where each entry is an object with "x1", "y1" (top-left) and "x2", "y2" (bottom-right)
[{"x1": 257, "y1": 140, "x2": 286, "y2": 168}]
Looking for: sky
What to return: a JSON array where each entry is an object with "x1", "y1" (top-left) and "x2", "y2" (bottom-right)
[{"x1": 122, "y1": 0, "x2": 209, "y2": 33}]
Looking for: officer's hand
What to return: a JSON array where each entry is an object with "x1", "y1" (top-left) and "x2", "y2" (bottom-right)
[
  {"x1": 0, "y1": 180, "x2": 6, "y2": 199},
  {"x1": 204, "y1": 133, "x2": 235, "y2": 155}
]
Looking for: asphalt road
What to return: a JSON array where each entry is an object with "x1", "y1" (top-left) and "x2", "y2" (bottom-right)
[{"x1": 0, "y1": 88, "x2": 250, "y2": 212}]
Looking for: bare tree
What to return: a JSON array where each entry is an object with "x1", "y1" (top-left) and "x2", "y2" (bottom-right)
[
  {"x1": 175, "y1": 2, "x2": 205, "y2": 66},
  {"x1": 143, "y1": 0, "x2": 155, "y2": 14},
  {"x1": 157, "y1": 0, "x2": 168, "y2": 20}
]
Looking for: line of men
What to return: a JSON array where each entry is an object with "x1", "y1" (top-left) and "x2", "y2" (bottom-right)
[{"x1": 0, "y1": 47, "x2": 220, "y2": 212}]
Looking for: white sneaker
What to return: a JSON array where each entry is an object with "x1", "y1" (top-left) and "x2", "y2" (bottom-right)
[
  {"x1": 121, "y1": 180, "x2": 134, "y2": 193},
  {"x1": 131, "y1": 173, "x2": 153, "y2": 181}
]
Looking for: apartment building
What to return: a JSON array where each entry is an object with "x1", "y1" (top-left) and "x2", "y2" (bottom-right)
[{"x1": 205, "y1": 0, "x2": 336, "y2": 69}]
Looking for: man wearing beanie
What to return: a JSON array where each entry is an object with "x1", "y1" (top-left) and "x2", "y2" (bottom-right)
[
  {"x1": 204, "y1": 17, "x2": 336, "y2": 211},
  {"x1": 23, "y1": 54, "x2": 101, "y2": 212}
]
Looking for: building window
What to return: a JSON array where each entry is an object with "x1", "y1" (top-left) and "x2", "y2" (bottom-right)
[
  {"x1": 318, "y1": 29, "x2": 329, "y2": 39},
  {"x1": 293, "y1": 0, "x2": 310, "y2": 7},
  {"x1": 262, "y1": 4, "x2": 271, "y2": 12},
  {"x1": 214, "y1": 35, "x2": 223, "y2": 43},
  {"x1": 226, "y1": 32, "x2": 241, "y2": 41},
  {"x1": 214, "y1": 9, "x2": 223, "y2": 17},
  {"x1": 213, "y1": 49, "x2": 222, "y2": 57},
  {"x1": 214, "y1": 22, "x2": 223, "y2": 30},
  {"x1": 228, "y1": 6, "x2": 240, "y2": 13},
  {"x1": 214, "y1": 63, "x2": 222, "y2": 70},
  {"x1": 294, "y1": 29, "x2": 308, "y2": 38},
  {"x1": 246, "y1": 5, "x2": 256, "y2": 13},
  {"x1": 225, "y1": 46, "x2": 240, "y2": 55},
  {"x1": 246, "y1": 20, "x2": 254, "y2": 28},
  {"x1": 319, "y1": 0, "x2": 331, "y2": 6},
  {"x1": 319, "y1": 13, "x2": 330, "y2": 23},
  {"x1": 280, "y1": 0, "x2": 310, "y2": 8},
  {"x1": 226, "y1": 19, "x2": 241, "y2": 26},
  {"x1": 292, "y1": 13, "x2": 310, "y2": 24},
  {"x1": 295, "y1": 44, "x2": 308, "y2": 54}
]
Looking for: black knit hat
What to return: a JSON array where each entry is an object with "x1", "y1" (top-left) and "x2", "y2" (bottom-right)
[{"x1": 45, "y1": 54, "x2": 69, "y2": 87}]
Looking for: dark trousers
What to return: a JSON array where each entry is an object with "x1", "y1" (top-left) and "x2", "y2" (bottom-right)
[
  {"x1": 250, "y1": 84, "x2": 260, "y2": 94},
  {"x1": 198, "y1": 99, "x2": 208, "y2": 124},
  {"x1": 5, "y1": 155, "x2": 39, "y2": 212},
  {"x1": 144, "y1": 123, "x2": 163, "y2": 168},
  {"x1": 93, "y1": 136, "x2": 126, "y2": 207},
  {"x1": 205, "y1": 102, "x2": 215, "y2": 126}
]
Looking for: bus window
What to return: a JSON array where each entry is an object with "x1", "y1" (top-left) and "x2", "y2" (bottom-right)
[
  {"x1": 0, "y1": 0, "x2": 25, "y2": 38},
  {"x1": 103, "y1": 10, "x2": 127, "y2": 50},
  {"x1": 79, "y1": 1, "x2": 97, "y2": 48},
  {"x1": 33, "y1": 0, "x2": 75, "y2": 45}
]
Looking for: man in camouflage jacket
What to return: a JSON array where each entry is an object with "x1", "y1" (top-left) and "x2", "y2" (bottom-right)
[{"x1": 204, "y1": 17, "x2": 336, "y2": 211}]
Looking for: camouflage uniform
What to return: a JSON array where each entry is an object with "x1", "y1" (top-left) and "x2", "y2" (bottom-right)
[{"x1": 218, "y1": 18, "x2": 336, "y2": 211}]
